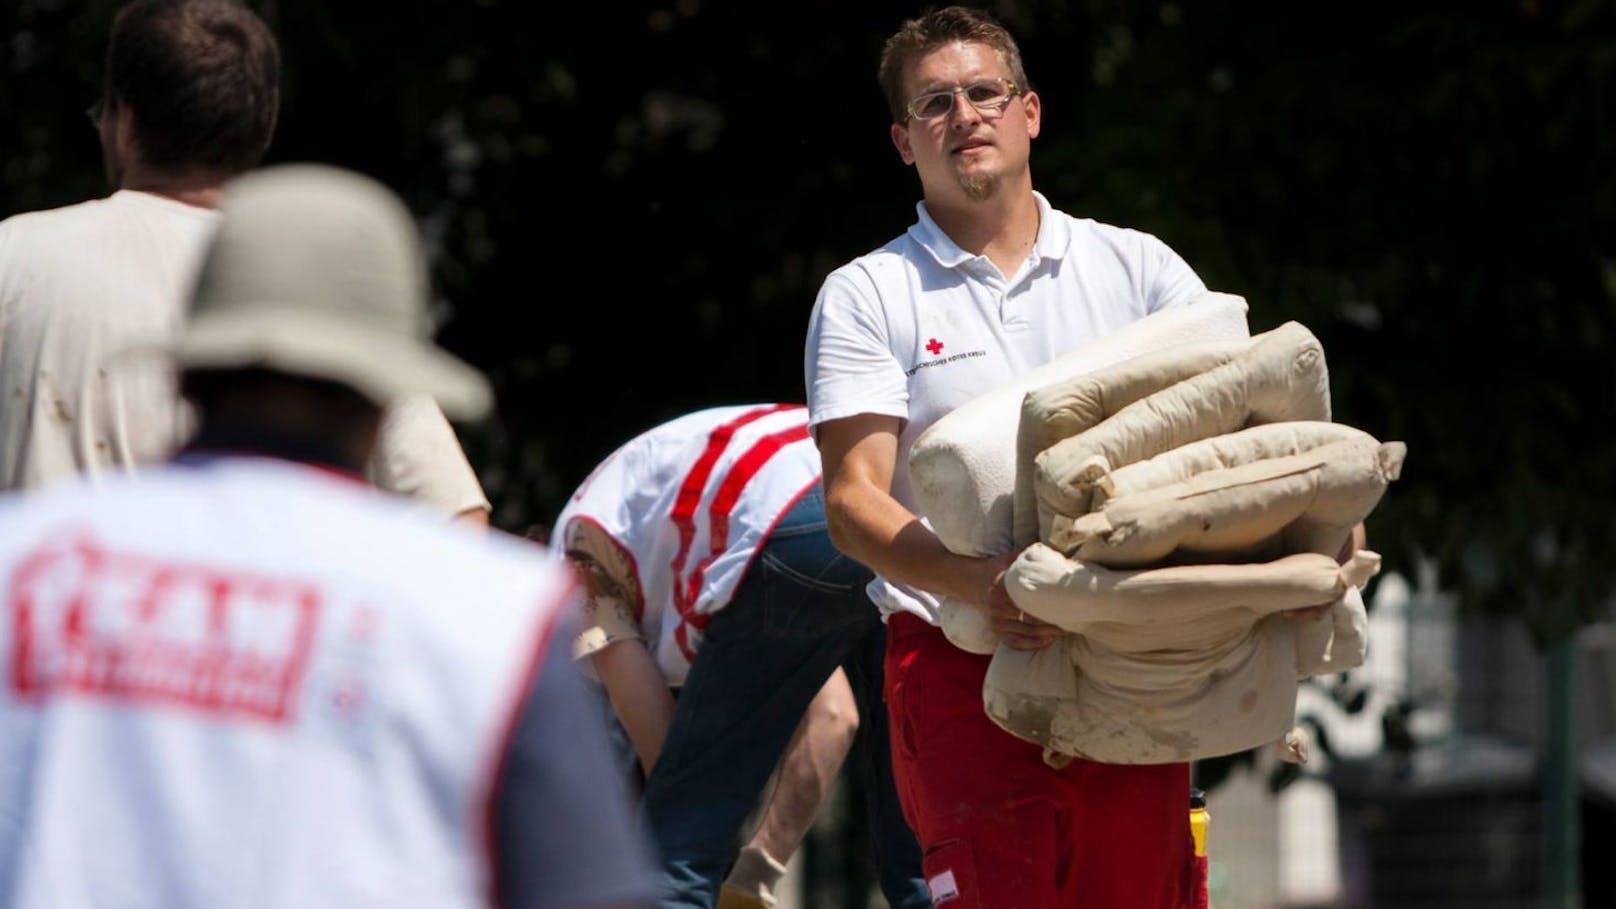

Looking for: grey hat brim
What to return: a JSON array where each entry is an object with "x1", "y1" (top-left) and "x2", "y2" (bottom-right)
[{"x1": 173, "y1": 304, "x2": 492, "y2": 421}]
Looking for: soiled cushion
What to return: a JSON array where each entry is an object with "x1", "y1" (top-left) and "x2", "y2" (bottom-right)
[
  {"x1": 982, "y1": 638, "x2": 1085, "y2": 753},
  {"x1": 941, "y1": 420, "x2": 1394, "y2": 655},
  {"x1": 985, "y1": 613, "x2": 1304, "y2": 764},
  {"x1": 913, "y1": 309, "x2": 1400, "y2": 764},
  {"x1": 938, "y1": 597, "x2": 1001, "y2": 655},
  {"x1": 1033, "y1": 322, "x2": 1330, "y2": 541},
  {"x1": 1295, "y1": 584, "x2": 1369, "y2": 677},
  {"x1": 1087, "y1": 421, "x2": 1372, "y2": 505},
  {"x1": 1051, "y1": 432, "x2": 1408, "y2": 567},
  {"x1": 1007, "y1": 545, "x2": 1380, "y2": 631},
  {"x1": 1014, "y1": 340, "x2": 1247, "y2": 547},
  {"x1": 907, "y1": 293, "x2": 1251, "y2": 559},
  {"x1": 986, "y1": 545, "x2": 1381, "y2": 763}
]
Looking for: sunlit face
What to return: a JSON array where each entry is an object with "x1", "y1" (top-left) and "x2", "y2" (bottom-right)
[{"x1": 890, "y1": 41, "x2": 1040, "y2": 203}]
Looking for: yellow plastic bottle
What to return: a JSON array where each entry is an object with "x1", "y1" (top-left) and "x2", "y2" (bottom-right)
[{"x1": 1189, "y1": 788, "x2": 1210, "y2": 858}]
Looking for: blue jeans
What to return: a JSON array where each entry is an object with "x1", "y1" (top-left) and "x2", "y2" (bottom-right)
[{"x1": 643, "y1": 485, "x2": 930, "y2": 909}]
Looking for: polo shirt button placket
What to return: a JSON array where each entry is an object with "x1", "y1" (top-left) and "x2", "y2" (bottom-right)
[{"x1": 1000, "y1": 287, "x2": 1030, "y2": 332}]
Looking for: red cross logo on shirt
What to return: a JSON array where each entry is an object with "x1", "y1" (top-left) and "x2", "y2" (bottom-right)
[{"x1": 926, "y1": 338, "x2": 944, "y2": 356}]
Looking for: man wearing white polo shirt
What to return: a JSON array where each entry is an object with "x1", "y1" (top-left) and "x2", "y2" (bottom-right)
[{"x1": 805, "y1": 7, "x2": 1207, "y2": 908}]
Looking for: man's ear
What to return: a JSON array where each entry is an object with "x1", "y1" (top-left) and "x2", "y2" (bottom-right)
[
  {"x1": 1023, "y1": 90, "x2": 1042, "y2": 141},
  {"x1": 891, "y1": 122, "x2": 916, "y2": 166}
]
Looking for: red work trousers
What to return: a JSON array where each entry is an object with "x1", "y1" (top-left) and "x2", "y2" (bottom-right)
[{"x1": 884, "y1": 613, "x2": 1198, "y2": 909}]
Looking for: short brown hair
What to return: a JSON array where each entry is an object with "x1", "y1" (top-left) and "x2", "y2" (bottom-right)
[
  {"x1": 105, "y1": 0, "x2": 280, "y2": 173},
  {"x1": 877, "y1": 6, "x2": 1030, "y2": 123}
]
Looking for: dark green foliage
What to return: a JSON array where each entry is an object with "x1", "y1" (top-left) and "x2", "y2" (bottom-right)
[{"x1": 5, "y1": 1, "x2": 1613, "y2": 643}]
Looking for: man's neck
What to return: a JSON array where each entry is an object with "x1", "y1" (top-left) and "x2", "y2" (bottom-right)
[
  {"x1": 923, "y1": 180, "x2": 1041, "y2": 280},
  {"x1": 181, "y1": 420, "x2": 369, "y2": 478},
  {"x1": 119, "y1": 166, "x2": 232, "y2": 210}
]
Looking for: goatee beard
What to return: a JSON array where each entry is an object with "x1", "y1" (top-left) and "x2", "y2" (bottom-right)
[{"x1": 958, "y1": 171, "x2": 999, "y2": 202}]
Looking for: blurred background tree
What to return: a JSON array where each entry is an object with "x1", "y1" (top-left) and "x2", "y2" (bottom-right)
[{"x1": 3, "y1": 0, "x2": 1612, "y2": 641}]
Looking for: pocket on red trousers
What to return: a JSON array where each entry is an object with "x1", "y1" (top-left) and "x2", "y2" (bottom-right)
[{"x1": 922, "y1": 838, "x2": 979, "y2": 908}]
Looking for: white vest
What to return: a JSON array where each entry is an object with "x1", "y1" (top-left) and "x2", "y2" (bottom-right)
[
  {"x1": 0, "y1": 457, "x2": 569, "y2": 908},
  {"x1": 554, "y1": 404, "x2": 820, "y2": 685}
]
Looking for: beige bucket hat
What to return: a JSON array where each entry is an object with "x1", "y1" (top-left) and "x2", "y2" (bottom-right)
[{"x1": 175, "y1": 164, "x2": 492, "y2": 420}]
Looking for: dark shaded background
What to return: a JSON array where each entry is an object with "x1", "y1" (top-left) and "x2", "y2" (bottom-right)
[{"x1": 4, "y1": 0, "x2": 1613, "y2": 641}]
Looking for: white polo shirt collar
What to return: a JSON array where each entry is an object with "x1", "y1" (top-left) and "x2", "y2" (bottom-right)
[{"x1": 906, "y1": 190, "x2": 1073, "y2": 274}]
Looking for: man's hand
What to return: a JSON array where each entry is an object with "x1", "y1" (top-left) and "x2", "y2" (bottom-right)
[
  {"x1": 980, "y1": 551, "x2": 1064, "y2": 651},
  {"x1": 1283, "y1": 523, "x2": 1369, "y2": 621}
]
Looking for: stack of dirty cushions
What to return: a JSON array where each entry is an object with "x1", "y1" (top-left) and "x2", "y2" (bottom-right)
[{"x1": 907, "y1": 293, "x2": 1405, "y2": 765}]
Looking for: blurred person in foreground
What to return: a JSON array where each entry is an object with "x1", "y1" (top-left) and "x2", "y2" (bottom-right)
[
  {"x1": 805, "y1": 7, "x2": 1210, "y2": 907},
  {"x1": 0, "y1": 0, "x2": 489, "y2": 524},
  {"x1": 554, "y1": 404, "x2": 928, "y2": 909},
  {"x1": 0, "y1": 163, "x2": 656, "y2": 909}
]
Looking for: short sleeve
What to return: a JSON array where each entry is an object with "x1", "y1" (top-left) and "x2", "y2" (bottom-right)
[
  {"x1": 804, "y1": 269, "x2": 911, "y2": 431},
  {"x1": 367, "y1": 394, "x2": 492, "y2": 518},
  {"x1": 1140, "y1": 233, "x2": 1209, "y2": 314}
]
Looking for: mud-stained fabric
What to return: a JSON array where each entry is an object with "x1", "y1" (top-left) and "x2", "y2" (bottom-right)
[
  {"x1": 0, "y1": 192, "x2": 215, "y2": 491},
  {"x1": 908, "y1": 293, "x2": 1251, "y2": 561},
  {"x1": 1032, "y1": 322, "x2": 1332, "y2": 540},
  {"x1": 917, "y1": 320, "x2": 1405, "y2": 764},
  {"x1": 905, "y1": 294, "x2": 1251, "y2": 652},
  {"x1": 1052, "y1": 433, "x2": 1406, "y2": 566}
]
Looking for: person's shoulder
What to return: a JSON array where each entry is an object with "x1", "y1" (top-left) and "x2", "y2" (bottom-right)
[
  {"x1": 819, "y1": 231, "x2": 927, "y2": 305},
  {"x1": 1059, "y1": 214, "x2": 1185, "y2": 263},
  {"x1": 0, "y1": 459, "x2": 561, "y2": 596},
  {"x1": 0, "y1": 198, "x2": 107, "y2": 248},
  {"x1": 0, "y1": 464, "x2": 192, "y2": 547},
  {"x1": 1067, "y1": 213, "x2": 1180, "y2": 247},
  {"x1": 1065, "y1": 213, "x2": 1147, "y2": 243},
  {"x1": 0, "y1": 193, "x2": 208, "y2": 255},
  {"x1": 258, "y1": 460, "x2": 565, "y2": 582},
  {"x1": 0, "y1": 474, "x2": 97, "y2": 531},
  {"x1": 300, "y1": 469, "x2": 567, "y2": 598},
  {"x1": 860, "y1": 229, "x2": 928, "y2": 271}
]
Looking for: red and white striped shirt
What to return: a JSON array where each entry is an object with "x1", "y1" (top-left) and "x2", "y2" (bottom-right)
[{"x1": 553, "y1": 405, "x2": 820, "y2": 685}]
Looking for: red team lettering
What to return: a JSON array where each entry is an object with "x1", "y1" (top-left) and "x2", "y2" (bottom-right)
[{"x1": 9, "y1": 532, "x2": 320, "y2": 723}]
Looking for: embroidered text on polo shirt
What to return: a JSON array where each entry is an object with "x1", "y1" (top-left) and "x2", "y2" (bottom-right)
[{"x1": 905, "y1": 336, "x2": 990, "y2": 377}]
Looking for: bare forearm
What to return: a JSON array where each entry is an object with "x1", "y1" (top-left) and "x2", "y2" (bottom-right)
[
  {"x1": 591, "y1": 641, "x2": 676, "y2": 774},
  {"x1": 817, "y1": 413, "x2": 1006, "y2": 608},
  {"x1": 825, "y1": 476, "x2": 997, "y2": 606},
  {"x1": 748, "y1": 669, "x2": 858, "y2": 860}
]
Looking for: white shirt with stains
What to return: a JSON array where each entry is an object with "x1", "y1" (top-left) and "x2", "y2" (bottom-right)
[
  {"x1": 0, "y1": 193, "x2": 489, "y2": 519},
  {"x1": 0, "y1": 190, "x2": 213, "y2": 490}
]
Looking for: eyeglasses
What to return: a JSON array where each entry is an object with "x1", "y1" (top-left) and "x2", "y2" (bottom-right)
[{"x1": 904, "y1": 78, "x2": 1021, "y2": 123}]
